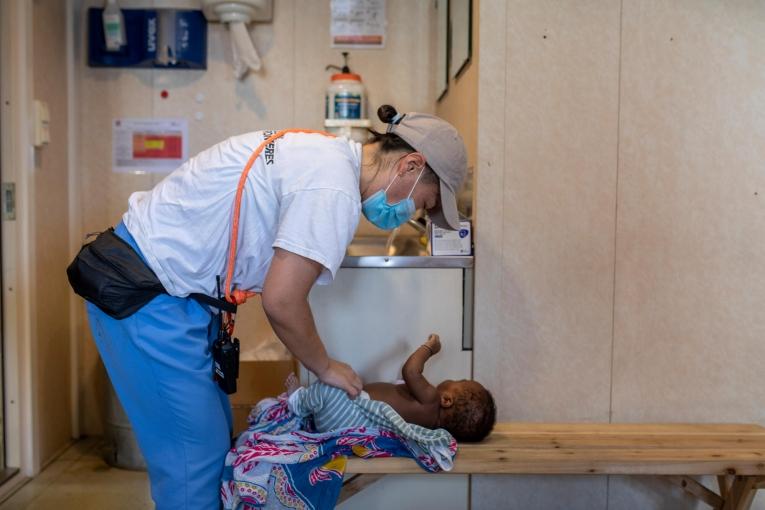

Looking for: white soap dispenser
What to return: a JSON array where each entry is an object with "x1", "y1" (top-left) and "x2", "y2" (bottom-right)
[{"x1": 102, "y1": 0, "x2": 126, "y2": 52}]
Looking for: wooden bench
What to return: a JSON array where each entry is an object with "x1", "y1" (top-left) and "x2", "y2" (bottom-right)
[{"x1": 342, "y1": 423, "x2": 765, "y2": 510}]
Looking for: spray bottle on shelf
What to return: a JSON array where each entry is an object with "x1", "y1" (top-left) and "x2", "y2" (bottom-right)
[{"x1": 324, "y1": 52, "x2": 370, "y2": 142}]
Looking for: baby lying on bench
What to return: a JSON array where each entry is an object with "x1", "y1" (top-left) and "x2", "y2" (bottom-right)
[{"x1": 287, "y1": 334, "x2": 496, "y2": 442}]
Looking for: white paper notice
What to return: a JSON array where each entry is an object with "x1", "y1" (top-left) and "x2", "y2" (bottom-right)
[
  {"x1": 330, "y1": 0, "x2": 386, "y2": 48},
  {"x1": 112, "y1": 118, "x2": 188, "y2": 174}
]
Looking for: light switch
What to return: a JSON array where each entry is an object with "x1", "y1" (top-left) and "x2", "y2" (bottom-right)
[{"x1": 33, "y1": 100, "x2": 50, "y2": 147}]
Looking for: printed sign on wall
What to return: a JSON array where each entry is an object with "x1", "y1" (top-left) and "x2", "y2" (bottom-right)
[
  {"x1": 112, "y1": 118, "x2": 188, "y2": 173},
  {"x1": 330, "y1": 0, "x2": 386, "y2": 48}
]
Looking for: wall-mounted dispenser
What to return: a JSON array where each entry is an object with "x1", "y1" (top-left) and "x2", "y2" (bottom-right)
[
  {"x1": 88, "y1": 7, "x2": 207, "y2": 69},
  {"x1": 202, "y1": 0, "x2": 273, "y2": 80},
  {"x1": 102, "y1": 0, "x2": 126, "y2": 51}
]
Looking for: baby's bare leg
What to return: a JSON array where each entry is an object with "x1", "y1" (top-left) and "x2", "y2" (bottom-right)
[{"x1": 284, "y1": 373, "x2": 301, "y2": 396}]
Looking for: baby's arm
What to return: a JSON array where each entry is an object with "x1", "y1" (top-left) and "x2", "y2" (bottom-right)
[{"x1": 401, "y1": 334, "x2": 441, "y2": 405}]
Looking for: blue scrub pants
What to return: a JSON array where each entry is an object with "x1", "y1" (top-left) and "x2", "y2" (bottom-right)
[{"x1": 86, "y1": 222, "x2": 232, "y2": 509}]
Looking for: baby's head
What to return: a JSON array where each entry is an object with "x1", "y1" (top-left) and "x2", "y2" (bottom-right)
[{"x1": 436, "y1": 379, "x2": 496, "y2": 442}]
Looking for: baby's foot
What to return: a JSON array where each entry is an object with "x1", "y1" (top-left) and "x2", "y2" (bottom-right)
[{"x1": 285, "y1": 373, "x2": 301, "y2": 396}]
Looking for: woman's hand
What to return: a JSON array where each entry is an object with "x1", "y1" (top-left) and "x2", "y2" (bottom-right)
[{"x1": 317, "y1": 358, "x2": 363, "y2": 398}]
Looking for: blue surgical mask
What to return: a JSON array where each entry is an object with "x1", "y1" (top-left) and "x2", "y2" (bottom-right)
[{"x1": 362, "y1": 168, "x2": 424, "y2": 230}]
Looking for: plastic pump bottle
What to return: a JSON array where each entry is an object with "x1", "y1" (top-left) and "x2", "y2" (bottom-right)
[
  {"x1": 325, "y1": 52, "x2": 366, "y2": 120},
  {"x1": 103, "y1": 0, "x2": 126, "y2": 52}
]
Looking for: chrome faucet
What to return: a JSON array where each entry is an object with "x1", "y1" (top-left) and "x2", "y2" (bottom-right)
[
  {"x1": 384, "y1": 218, "x2": 428, "y2": 256},
  {"x1": 406, "y1": 218, "x2": 428, "y2": 235}
]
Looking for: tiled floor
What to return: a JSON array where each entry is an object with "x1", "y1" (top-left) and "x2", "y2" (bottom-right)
[{"x1": 0, "y1": 438, "x2": 153, "y2": 510}]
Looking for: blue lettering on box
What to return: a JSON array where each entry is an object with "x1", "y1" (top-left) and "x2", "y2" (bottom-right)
[{"x1": 146, "y1": 16, "x2": 157, "y2": 52}]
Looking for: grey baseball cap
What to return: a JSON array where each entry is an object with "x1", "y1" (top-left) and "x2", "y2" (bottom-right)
[{"x1": 387, "y1": 112, "x2": 467, "y2": 230}]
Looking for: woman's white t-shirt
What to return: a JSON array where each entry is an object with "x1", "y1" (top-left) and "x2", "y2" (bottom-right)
[{"x1": 123, "y1": 131, "x2": 362, "y2": 298}]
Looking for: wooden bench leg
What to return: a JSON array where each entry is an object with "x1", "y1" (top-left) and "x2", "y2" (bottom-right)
[
  {"x1": 666, "y1": 476, "x2": 724, "y2": 509},
  {"x1": 718, "y1": 475, "x2": 732, "y2": 500},
  {"x1": 664, "y1": 475, "x2": 762, "y2": 510},
  {"x1": 338, "y1": 474, "x2": 386, "y2": 504},
  {"x1": 722, "y1": 476, "x2": 760, "y2": 510}
]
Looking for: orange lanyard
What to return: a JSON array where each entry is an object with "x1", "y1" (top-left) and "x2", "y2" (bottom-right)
[{"x1": 223, "y1": 129, "x2": 336, "y2": 311}]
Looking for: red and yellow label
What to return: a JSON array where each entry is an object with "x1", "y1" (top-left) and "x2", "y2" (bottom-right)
[{"x1": 133, "y1": 133, "x2": 183, "y2": 159}]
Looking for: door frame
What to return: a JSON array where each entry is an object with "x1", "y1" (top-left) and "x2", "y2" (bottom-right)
[
  {"x1": 67, "y1": 0, "x2": 81, "y2": 448},
  {"x1": 0, "y1": 0, "x2": 38, "y2": 483}
]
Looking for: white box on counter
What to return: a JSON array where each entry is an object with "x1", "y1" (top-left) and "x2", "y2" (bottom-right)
[{"x1": 430, "y1": 220, "x2": 472, "y2": 256}]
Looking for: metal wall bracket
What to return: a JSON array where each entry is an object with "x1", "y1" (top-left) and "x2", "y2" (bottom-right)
[{"x1": 462, "y1": 267, "x2": 474, "y2": 351}]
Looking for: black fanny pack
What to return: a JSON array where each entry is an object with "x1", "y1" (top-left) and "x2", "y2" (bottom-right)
[{"x1": 67, "y1": 228, "x2": 236, "y2": 319}]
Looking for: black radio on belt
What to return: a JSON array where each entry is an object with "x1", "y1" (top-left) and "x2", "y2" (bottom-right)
[
  {"x1": 212, "y1": 327, "x2": 239, "y2": 394},
  {"x1": 212, "y1": 276, "x2": 240, "y2": 395}
]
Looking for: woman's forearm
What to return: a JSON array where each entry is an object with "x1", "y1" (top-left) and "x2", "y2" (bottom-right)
[
  {"x1": 263, "y1": 296, "x2": 330, "y2": 376},
  {"x1": 262, "y1": 248, "x2": 362, "y2": 396},
  {"x1": 261, "y1": 248, "x2": 332, "y2": 375}
]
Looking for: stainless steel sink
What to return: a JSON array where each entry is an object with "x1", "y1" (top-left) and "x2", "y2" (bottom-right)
[{"x1": 346, "y1": 236, "x2": 428, "y2": 257}]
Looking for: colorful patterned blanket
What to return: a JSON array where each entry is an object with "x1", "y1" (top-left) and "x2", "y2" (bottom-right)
[{"x1": 221, "y1": 395, "x2": 458, "y2": 509}]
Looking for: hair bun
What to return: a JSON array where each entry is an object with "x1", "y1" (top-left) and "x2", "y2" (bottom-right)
[{"x1": 377, "y1": 105, "x2": 398, "y2": 123}]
